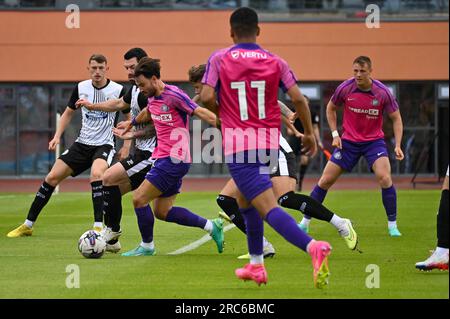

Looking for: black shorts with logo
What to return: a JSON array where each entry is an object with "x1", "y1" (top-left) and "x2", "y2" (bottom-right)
[
  {"x1": 270, "y1": 150, "x2": 298, "y2": 181},
  {"x1": 120, "y1": 149, "x2": 154, "y2": 190},
  {"x1": 59, "y1": 142, "x2": 115, "y2": 177}
]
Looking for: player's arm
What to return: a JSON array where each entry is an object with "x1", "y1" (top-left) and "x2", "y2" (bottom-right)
[
  {"x1": 326, "y1": 99, "x2": 342, "y2": 149},
  {"x1": 193, "y1": 106, "x2": 217, "y2": 127},
  {"x1": 278, "y1": 100, "x2": 302, "y2": 137},
  {"x1": 75, "y1": 97, "x2": 130, "y2": 112},
  {"x1": 113, "y1": 87, "x2": 133, "y2": 160},
  {"x1": 114, "y1": 122, "x2": 156, "y2": 141},
  {"x1": 282, "y1": 115, "x2": 303, "y2": 139},
  {"x1": 313, "y1": 123, "x2": 323, "y2": 148},
  {"x1": 278, "y1": 100, "x2": 295, "y2": 121},
  {"x1": 122, "y1": 107, "x2": 152, "y2": 136},
  {"x1": 49, "y1": 106, "x2": 75, "y2": 151},
  {"x1": 388, "y1": 110, "x2": 404, "y2": 161},
  {"x1": 199, "y1": 85, "x2": 218, "y2": 113},
  {"x1": 116, "y1": 112, "x2": 133, "y2": 160},
  {"x1": 192, "y1": 94, "x2": 201, "y2": 104},
  {"x1": 286, "y1": 86, "x2": 317, "y2": 157},
  {"x1": 49, "y1": 85, "x2": 79, "y2": 151}
]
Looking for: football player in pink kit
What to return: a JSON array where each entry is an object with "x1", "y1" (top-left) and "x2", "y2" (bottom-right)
[
  {"x1": 201, "y1": 7, "x2": 332, "y2": 288},
  {"x1": 299, "y1": 56, "x2": 405, "y2": 237},
  {"x1": 120, "y1": 57, "x2": 225, "y2": 257}
]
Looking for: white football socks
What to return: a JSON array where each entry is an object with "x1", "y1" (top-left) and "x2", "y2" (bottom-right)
[
  {"x1": 24, "y1": 219, "x2": 34, "y2": 228},
  {"x1": 300, "y1": 217, "x2": 311, "y2": 226},
  {"x1": 140, "y1": 241, "x2": 154, "y2": 250},
  {"x1": 435, "y1": 247, "x2": 449, "y2": 257},
  {"x1": 250, "y1": 254, "x2": 264, "y2": 265},
  {"x1": 330, "y1": 214, "x2": 348, "y2": 232},
  {"x1": 93, "y1": 222, "x2": 103, "y2": 229},
  {"x1": 204, "y1": 220, "x2": 213, "y2": 233},
  {"x1": 388, "y1": 221, "x2": 398, "y2": 229}
]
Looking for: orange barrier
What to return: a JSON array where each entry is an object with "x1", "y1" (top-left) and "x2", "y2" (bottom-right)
[{"x1": 0, "y1": 11, "x2": 448, "y2": 82}]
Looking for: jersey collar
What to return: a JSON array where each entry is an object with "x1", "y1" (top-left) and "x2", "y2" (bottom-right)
[
  {"x1": 233, "y1": 43, "x2": 261, "y2": 50},
  {"x1": 92, "y1": 79, "x2": 110, "y2": 90}
]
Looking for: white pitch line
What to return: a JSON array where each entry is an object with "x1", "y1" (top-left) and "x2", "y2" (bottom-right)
[{"x1": 167, "y1": 224, "x2": 236, "y2": 255}]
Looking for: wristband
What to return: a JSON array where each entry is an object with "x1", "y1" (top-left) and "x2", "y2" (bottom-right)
[
  {"x1": 331, "y1": 130, "x2": 339, "y2": 138},
  {"x1": 131, "y1": 118, "x2": 138, "y2": 126}
]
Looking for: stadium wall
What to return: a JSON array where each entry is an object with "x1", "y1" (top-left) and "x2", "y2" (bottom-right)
[{"x1": 0, "y1": 11, "x2": 448, "y2": 82}]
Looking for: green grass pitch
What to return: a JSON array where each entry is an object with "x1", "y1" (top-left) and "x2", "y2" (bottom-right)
[{"x1": 0, "y1": 190, "x2": 448, "y2": 299}]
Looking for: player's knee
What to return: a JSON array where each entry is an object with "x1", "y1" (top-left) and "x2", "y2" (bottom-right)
[
  {"x1": 216, "y1": 194, "x2": 237, "y2": 211},
  {"x1": 90, "y1": 170, "x2": 104, "y2": 182},
  {"x1": 153, "y1": 209, "x2": 167, "y2": 220},
  {"x1": 318, "y1": 176, "x2": 334, "y2": 189},
  {"x1": 45, "y1": 172, "x2": 61, "y2": 187},
  {"x1": 102, "y1": 170, "x2": 115, "y2": 187},
  {"x1": 277, "y1": 191, "x2": 295, "y2": 206},
  {"x1": 377, "y1": 174, "x2": 392, "y2": 188},
  {"x1": 132, "y1": 193, "x2": 147, "y2": 208}
]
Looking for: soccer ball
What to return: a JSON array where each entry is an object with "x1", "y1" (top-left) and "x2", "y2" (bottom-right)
[{"x1": 78, "y1": 230, "x2": 106, "y2": 258}]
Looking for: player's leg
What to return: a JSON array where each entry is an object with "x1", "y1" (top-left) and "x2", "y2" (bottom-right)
[
  {"x1": 233, "y1": 192, "x2": 268, "y2": 286},
  {"x1": 299, "y1": 161, "x2": 344, "y2": 232},
  {"x1": 121, "y1": 178, "x2": 160, "y2": 256},
  {"x1": 274, "y1": 175, "x2": 358, "y2": 250},
  {"x1": 371, "y1": 155, "x2": 401, "y2": 236},
  {"x1": 298, "y1": 154, "x2": 310, "y2": 192},
  {"x1": 103, "y1": 152, "x2": 153, "y2": 252},
  {"x1": 102, "y1": 162, "x2": 131, "y2": 230},
  {"x1": 7, "y1": 159, "x2": 73, "y2": 237},
  {"x1": 90, "y1": 158, "x2": 110, "y2": 231},
  {"x1": 228, "y1": 154, "x2": 331, "y2": 288},
  {"x1": 217, "y1": 178, "x2": 247, "y2": 233},
  {"x1": 88, "y1": 145, "x2": 115, "y2": 230},
  {"x1": 252, "y1": 188, "x2": 332, "y2": 289},
  {"x1": 100, "y1": 162, "x2": 132, "y2": 252},
  {"x1": 216, "y1": 178, "x2": 275, "y2": 258},
  {"x1": 154, "y1": 191, "x2": 225, "y2": 254},
  {"x1": 416, "y1": 171, "x2": 449, "y2": 270}
]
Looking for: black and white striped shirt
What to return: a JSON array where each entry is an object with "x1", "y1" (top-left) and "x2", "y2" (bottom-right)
[
  {"x1": 68, "y1": 79, "x2": 126, "y2": 146},
  {"x1": 123, "y1": 85, "x2": 156, "y2": 152}
]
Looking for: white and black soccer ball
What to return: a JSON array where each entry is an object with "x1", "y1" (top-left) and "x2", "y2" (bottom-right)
[{"x1": 78, "y1": 230, "x2": 106, "y2": 258}]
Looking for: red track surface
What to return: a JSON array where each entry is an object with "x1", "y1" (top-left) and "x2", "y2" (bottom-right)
[{"x1": 0, "y1": 176, "x2": 442, "y2": 193}]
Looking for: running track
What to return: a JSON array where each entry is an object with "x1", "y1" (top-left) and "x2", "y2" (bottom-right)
[{"x1": 0, "y1": 176, "x2": 443, "y2": 193}]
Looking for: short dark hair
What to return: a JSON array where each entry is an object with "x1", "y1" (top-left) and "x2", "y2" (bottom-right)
[
  {"x1": 89, "y1": 54, "x2": 107, "y2": 64},
  {"x1": 230, "y1": 7, "x2": 259, "y2": 38},
  {"x1": 124, "y1": 48, "x2": 148, "y2": 62},
  {"x1": 353, "y1": 56, "x2": 372, "y2": 69},
  {"x1": 188, "y1": 64, "x2": 206, "y2": 83},
  {"x1": 134, "y1": 57, "x2": 161, "y2": 79}
]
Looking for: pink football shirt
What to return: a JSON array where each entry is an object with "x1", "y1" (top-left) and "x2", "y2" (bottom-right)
[
  {"x1": 203, "y1": 43, "x2": 298, "y2": 155},
  {"x1": 146, "y1": 84, "x2": 198, "y2": 162},
  {"x1": 331, "y1": 78, "x2": 399, "y2": 142}
]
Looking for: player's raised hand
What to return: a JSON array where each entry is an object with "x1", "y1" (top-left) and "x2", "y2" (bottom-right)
[
  {"x1": 394, "y1": 146, "x2": 404, "y2": 161},
  {"x1": 75, "y1": 98, "x2": 93, "y2": 110},
  {"x1": 121, "y1": 121, "x2": 134, "y2": 136},
  {"x1": 116, "y1": 120, "x2": 130, "y2": 130},
  {"x1": 113, "y1": 127, "x2": 134, "y2": 140},
  {"x1": 332, "y1": 136, "x2": 342, "y2": 149},
  {"x1": 289, "y1": 112, "x2": 298, "y2": 124},
  {"x1": 301, "y1": 133, "x2": 317, "y2": 157},
  {"x1": 48, "y1": 136, "x2": 60, "y2": 151},
  {"x1": 295, "y1": 130, "x2": 304, "y2": 139}
]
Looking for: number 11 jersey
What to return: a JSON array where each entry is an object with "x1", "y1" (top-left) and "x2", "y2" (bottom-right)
[{"x1": 202, "y1": 43, "x2": 298, "y2": 155}]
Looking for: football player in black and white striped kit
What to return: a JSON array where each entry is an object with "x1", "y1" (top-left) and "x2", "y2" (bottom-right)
[
  {"x1": 7, "y1": 54, "x2": 127, "y2": 238},
  {"x1": 76, "y1": 48, "x2": 156, "y2": 252}
]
